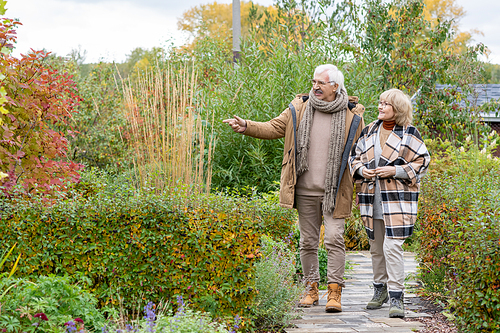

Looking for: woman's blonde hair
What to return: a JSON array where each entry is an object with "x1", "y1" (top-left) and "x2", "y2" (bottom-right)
[{"x1": 380, "y1": 88, "x2": 413, "y2": 126}]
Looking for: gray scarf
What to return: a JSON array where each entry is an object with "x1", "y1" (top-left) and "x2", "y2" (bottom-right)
[{"x1": 296, "y1": 88, "x2": 348, "y2": 215}]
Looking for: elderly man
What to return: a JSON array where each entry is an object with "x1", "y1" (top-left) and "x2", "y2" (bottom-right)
[{"x1": 223, "y1": 64, "x2": 365, "y2": 312}]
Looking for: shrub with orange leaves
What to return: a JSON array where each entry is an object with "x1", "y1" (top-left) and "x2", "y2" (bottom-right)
[{"x1": 0, "y1": 18, "x2": 83, "y2": 198}]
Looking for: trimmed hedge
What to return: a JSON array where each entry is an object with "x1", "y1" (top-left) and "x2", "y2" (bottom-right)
[
  {"x1": 417, "y1": 139, "x2": 500, "y2": 332},
  {"x1": 0, "y1": 188, "x2": 296, "y2": 324}
]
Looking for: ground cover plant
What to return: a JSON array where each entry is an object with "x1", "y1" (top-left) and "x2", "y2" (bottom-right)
[
  {"x1": 105, "y1": 298, "x2": 232, "y2": 333},
  {"x1": 416, "y1": 134, "x2": 500, "y2": 332},
  {"x1": 0, "y1": 274, "x2": 105, "y2": 332}
]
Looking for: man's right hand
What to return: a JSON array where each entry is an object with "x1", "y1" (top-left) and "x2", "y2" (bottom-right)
[{"x1": 222, "y1": 115, "x2": 247, "y2": 133}]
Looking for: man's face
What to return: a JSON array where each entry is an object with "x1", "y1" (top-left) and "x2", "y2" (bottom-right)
[{"x1": 312, "y1": 70, "x2": 339, "y2": 102}]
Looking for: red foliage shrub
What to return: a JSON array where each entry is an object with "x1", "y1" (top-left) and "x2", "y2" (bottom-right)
[{"x1": 0, "y1": 18, "x2": 83, "y2": 197}]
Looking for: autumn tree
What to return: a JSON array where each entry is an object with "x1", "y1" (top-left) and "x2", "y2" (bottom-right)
[
  {"x1": 177, "y1": 1, "x2": 276, "y2": 52},
  {"x1": 423, "y1": 0, "x2": 482, "y2": 53}
]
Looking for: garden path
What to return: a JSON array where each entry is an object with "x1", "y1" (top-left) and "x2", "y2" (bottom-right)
[{"x1": 287, "y1": 251, "x2": 432, "y2": 333}]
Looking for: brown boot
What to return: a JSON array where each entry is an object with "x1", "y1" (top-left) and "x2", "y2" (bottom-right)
[
  {"x1": 325, "y1": 283, "x2": 342, "y2": 312},
  {"x1": 299, "y1": 281, "x2": 319, "y2": 307}
]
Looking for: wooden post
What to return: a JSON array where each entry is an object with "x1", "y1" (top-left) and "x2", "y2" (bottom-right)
[{"x1": 232, "y1": 0, "x2": 241, "y2": 62}]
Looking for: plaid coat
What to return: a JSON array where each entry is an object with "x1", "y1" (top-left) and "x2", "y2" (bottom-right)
[{"x1": 349, "y1": 120, "x2": 430, "y2": 240}]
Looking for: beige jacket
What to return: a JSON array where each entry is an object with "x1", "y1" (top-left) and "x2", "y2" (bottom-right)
[{"x1": 244, "y1": 94, "x2": 365, "y2": 218}]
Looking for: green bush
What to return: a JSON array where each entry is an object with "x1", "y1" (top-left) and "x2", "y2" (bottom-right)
[
  {"x1": 62, "y1": 60, "x2": 129, "y2": 169},
  {"x1": 417, "y1": 136, "x2": 500, "y2": 332},
  {"x1": 0, "y1": 185, "x2": 296, "y2": 327},
  {"x1": 251, "y1": 235, "x2": 303, "y2": 331},
  {"x1": 0, "y1": 275, "x2": 105, "y2": 332}
]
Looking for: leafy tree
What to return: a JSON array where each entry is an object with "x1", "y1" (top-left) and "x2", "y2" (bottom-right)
[
  {"x1": 483, "y1": 63, "x2": 500, "y2": 83},
  {"x1": 116, "y1": 47, "x2": 166, "y2": 78},
  {"x1": 423, "y1": 0, "x2": 482, "y2": 53},
  {"x1": 0, "y1": 0, "x2": 6, "y2": 15},
  {"x1": 177, "y1": 1, "x2": 276, "y2": 52}
]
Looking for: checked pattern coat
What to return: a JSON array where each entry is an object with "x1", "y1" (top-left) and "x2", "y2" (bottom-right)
[{"x1": 349, "y1": 120, "x2": 430, "y2": 240}]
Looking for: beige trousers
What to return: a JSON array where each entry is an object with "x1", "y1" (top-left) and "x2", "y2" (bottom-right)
[
  {"x1": 296, "y1": 195, "x2": 345, "y2": 287},
  {"x1": 370, "y1": 219, "x2": 405, "y2": 291}
]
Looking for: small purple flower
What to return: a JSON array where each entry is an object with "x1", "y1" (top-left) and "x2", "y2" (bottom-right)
[
  {"x1": 143, "y1": 302, "x2": 156, "y2": 332},
  {"x1": 233, "y1": 314, "x2": 241, "y2": 330},
  {"x1": 65, "y1": 321, "x2": 77, "y2": 333},
  {"x1": 176, "y1": 295, "x2": 184, "y2": 307}
]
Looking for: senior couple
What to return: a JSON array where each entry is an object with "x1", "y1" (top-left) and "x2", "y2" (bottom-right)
[{"x1": 223, "y1": 64, "x2": 430, "y2": 318}]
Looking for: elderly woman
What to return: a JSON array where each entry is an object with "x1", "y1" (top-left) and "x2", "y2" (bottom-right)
[{"x1": 349, "y1": 88, "x2": 430, "y2": 318}]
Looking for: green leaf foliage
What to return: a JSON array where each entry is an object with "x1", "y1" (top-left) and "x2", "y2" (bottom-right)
[
  {"x1": 0, "y1": 0, "x2": 6, "y2": 15},
  {"x1": 0, "y1": 275, "x2": 106, "y2": 332},
  {"x1": 0, "y1": 185, "x2": 296, "y2": 326}
]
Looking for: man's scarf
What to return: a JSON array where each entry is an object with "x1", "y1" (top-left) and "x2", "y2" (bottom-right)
[{"x1": 296, "y1": 88, "x2": 348, "y2": 215}]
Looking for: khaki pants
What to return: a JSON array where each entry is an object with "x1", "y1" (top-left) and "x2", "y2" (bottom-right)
[
  {"x1": 370, "y1": 219, "x2": 405, "y2": 291},
  {"x1": 296, "y1": 195, "x2": 345, "y2": 287}
]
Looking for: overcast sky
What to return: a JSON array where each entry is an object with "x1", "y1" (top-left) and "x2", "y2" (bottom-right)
[{"x1": 7, "y1": 0, "x2": 500, "y2": 64}]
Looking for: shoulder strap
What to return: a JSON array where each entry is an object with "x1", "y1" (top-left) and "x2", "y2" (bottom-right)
[
  {"x1": 337, "y1": 114, "x2": 362, "y2": 190},
  {"x1": 289, "y1": 102, "x2": 298, "y2": 166}
]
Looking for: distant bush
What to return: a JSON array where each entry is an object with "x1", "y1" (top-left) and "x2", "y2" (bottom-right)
[
  {"x1": 416, "y1": 135, "x2": 500, "y2": 332},
  {"x1": 0, "y1": 184, "x2": 295, "y2": 328}
]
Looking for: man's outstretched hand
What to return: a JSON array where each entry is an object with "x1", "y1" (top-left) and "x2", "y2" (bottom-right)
[{"x1": 223, "y1": 115, "x2": 247, "y2": 133}]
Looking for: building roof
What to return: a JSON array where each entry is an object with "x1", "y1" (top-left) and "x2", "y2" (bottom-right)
[{"x1": 436, "y1": 84, "x2": 500, "y2": 122}]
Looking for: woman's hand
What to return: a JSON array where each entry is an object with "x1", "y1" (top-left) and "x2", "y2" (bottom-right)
[
  {"x1": 362, "y1": 168, "x2": 376, "y2": 180},
  {"x1": 375, "y1": 166, "x2": 396, "y2": 178}
]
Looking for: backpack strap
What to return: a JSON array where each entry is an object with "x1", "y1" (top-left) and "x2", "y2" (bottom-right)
[{"x1": 336, "y1": 114, "x2": 362, "y2": 190}]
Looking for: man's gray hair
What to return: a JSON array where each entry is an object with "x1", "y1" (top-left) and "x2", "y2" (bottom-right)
[{"x1": 314, "y1": 64, "x2": 346, "y2": 94}]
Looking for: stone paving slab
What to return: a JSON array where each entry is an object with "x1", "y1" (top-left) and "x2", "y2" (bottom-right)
[{"x1": 286, "y1": 251, "x2": 428, "y2": 333}]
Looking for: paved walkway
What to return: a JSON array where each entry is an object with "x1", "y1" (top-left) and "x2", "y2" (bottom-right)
[{"x1": 287, "y1": 251, "x2": 432, "y2": 333}]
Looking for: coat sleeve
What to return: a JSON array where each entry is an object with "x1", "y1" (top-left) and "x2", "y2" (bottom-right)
[
  {"x1": 242, "y1": 107, "x2": 289, "y2": 140},
  {"x1": 349, "y1": 126, "x2": 368, "y2": 193},
  {"x1": 391, "y1": 126, "x2": 430, "y2": 186}
]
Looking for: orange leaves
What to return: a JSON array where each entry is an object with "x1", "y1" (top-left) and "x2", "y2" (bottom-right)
[{"x1": 0, "y1": 18, "x2": 83, "y2": 198}]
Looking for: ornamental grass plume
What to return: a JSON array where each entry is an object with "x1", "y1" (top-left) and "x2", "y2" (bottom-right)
[{"x1": 119, "y1": 63, "x2": 214, "y2": 195}]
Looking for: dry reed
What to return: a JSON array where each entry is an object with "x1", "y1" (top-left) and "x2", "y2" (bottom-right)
[{"x1": 120, "y1": 63, "x2": 214, "y2": 195}]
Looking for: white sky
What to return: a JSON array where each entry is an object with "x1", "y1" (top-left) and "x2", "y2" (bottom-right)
[{"x1": 7, "y1": 0, "x2": 500, "y2": 64}]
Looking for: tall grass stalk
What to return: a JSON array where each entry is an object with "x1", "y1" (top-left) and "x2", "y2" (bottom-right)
[{"x1": 120, "y1": 63, "x2": 213, "y2": 194}]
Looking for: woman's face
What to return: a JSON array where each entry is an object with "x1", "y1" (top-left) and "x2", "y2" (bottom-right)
[{"x1": 378, "y1": 100, "x2": 396, "y2": 122}]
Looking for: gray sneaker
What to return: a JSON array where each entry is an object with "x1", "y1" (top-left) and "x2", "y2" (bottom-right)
[
  {"x1": 388, "y1": 291, "x2": 405, "y2": 318},
  {"x1": 366, "y1": 283, "x2": 389, "y2": 309}
]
